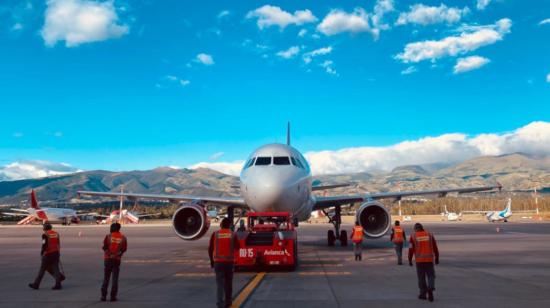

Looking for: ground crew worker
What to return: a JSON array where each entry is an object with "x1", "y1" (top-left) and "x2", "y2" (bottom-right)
[
  {"x1": 408, "y1": 223, "x2": 439, "y2": 302},
  {"x1": 101, "y1": 222, "x2": 127, "y2": 302},
  {"x1": 350, "y1": 221, "x2": 364, "y2": 261},
  {"x1": 29, "y1": 223, "x2": 63, "y2": 290},
  {"x1": 390, "y1": 220, "x2": 406, "y2": 265},
  {"x1": 209, "y1": 218, "x2": 239, "y2": 308}
]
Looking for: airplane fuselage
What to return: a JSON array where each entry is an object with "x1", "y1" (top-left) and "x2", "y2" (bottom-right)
[
  {"x1": 240, "y1": 144, "x2": 315, "y2": 221},
  {"x1": 28, "y1": 207, "x2": 79, "y2": 224}
]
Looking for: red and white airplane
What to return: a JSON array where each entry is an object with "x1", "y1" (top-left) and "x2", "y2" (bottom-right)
[
  {"x1": 2, "y1": 190, "x2": 82, "y2": 225},
  {"x1": 95, "y1": 190, "x2": 161, "y2": 224}
]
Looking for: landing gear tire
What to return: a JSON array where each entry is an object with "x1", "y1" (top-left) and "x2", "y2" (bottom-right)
[
  {"x1": 339, "y1": 230, "x2": 348, "y2": 247},
  {"x1": 291, "y1": 240, "x2": 298, "y2": 271},
  {"x1": 327, "y1": 230, "x2": 336, "y2": 246}
]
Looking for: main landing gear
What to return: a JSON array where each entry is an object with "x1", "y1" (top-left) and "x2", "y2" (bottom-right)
[{"x1": 323, "y1": 206, "x2": 348, "y2": 247}]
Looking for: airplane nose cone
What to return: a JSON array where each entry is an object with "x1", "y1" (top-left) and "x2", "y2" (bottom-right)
[{"x1": 248, "y1": 178, "x2": 286, "y2": 211}]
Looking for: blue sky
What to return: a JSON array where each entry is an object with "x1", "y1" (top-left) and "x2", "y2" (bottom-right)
[{"x1": 0, "y1": 0, "x2": 549, "y2": 175}]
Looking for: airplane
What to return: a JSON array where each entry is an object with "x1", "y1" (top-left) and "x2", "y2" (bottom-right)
[
  {"x1": 462, "y1": 198, "x2": 513, "y2": 222},
  {"x1": 78, "y1": 123, "x2": 502, "y2": 247},
  {"x1": 95, "y1": 189, "x2": 161, "y2": 224},
  {"x1": 2, "y1": 190, "x2": 82, "y2": 225},
  {"x1": 441, "y1": 205, "x2": 461, "y2": 221}
]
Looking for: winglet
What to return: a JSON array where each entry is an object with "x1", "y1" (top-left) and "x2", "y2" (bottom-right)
[{"x1": 286, "y1": 121, "x2": 291, "y2": 146}]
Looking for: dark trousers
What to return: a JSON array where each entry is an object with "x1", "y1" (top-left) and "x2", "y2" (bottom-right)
[
  {"x1": 33, "y1": 253, "x2": 61, "y2": 288},
  {"x1": 101, "y1": 259, "x2": 121, "y2": 299},
  {"x1": 394, "y1": 243, "x2": 403, "y2": 264},
  {"x1": 416, "y1": 262, "x2": 436, "y2": 294},
  {"x1": 214, "y1": 262, "x2": 234, "y2": 308}
]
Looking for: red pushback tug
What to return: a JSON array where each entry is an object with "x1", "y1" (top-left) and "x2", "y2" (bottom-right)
[{"x1": 234, "y1": 212, "x2": 298, "y2": 270}]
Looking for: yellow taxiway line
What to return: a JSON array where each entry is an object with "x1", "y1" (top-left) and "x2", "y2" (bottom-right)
[{"x1": 231, "y1": 272, "x2": 266, "y2": 308}]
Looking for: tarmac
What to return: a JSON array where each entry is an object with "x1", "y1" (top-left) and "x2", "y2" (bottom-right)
[{"x1": 0, "y1": 221, "x2": 549, "y2": 308}]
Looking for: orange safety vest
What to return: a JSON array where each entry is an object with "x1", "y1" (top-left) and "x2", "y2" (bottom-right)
[
  {"x1": 392, "y1": 226, "x2": 404, "y2": 244},
  {"x1": 213, "y1": 229, "x2": 234, "y2": 263},
  {"x1": 351, "y1": 226, "x2": 364, "y2": 243},
  {"x1": 412, "y1": 230, "x2": 434, "y2": 263},
  {"x1": 105, "y1": 232, "x2": 126, "y2": 260},
  {"x1": 44, "y1": 230, "x2": 60, "y2": 255}
]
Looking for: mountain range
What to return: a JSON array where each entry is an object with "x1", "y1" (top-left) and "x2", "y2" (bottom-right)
[{"x1": 0, "y1": 153, "x2": 548, "y2": 206}]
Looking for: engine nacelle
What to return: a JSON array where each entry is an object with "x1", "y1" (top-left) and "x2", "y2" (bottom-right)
[
  {"x1": 172, "y1": 203, "x2": 210, "y2": 240},
  {"x1": 356, "y1": 201, "x2": 391, "y2": 238}
]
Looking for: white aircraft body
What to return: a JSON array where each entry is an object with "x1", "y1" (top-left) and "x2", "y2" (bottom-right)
[
  {"x1": 78, "y1": 125, "x2": 501, "y2": 246},
  {"x1": 2, "y1": 190, "x2": 81, "y2": 225},
  {"x1": 461, "y1": 198, "x2": 513, "y2": 222},
  {"x1": 441, "y1": 205, "x2": 461, "y2": 221},
  {"x1": 95, "y1": 190, "x2": 161, "y2": 224}
]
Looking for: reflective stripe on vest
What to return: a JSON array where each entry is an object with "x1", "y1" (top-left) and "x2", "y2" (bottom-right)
[
  {"x1": 412, "y1": 231, "x2": 434, "y2": 263},
  {"x1": 352, "y1": 226, "x2": 364, "y2": 243},
  {"x1": 44, "y1": 230, "x2": 60, "y2": 255},
  {"x1": 105, "y1": 232, "x2": 124, "y2": 260},
  {"x1": 392, "y1": 226, "x2": 404, "y2": 244},
  {"x1": 214, "y1": 229, "x2": 234, "y2": 263}
]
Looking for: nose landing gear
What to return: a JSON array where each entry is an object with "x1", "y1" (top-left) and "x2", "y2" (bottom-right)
[{"x1": 324, "y1": 206, "x2": 348, "y2": 247}]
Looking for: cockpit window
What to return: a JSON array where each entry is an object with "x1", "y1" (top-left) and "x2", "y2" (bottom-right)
[
  {"x1": 244, "y1": 158, "x2": 255, "y2": 169},
  {"x1": 255, "y1": 157, "x2": 272, "y2": 165},
  {"x1": 273, "y1": 156, "x2": 290, "y2": 165},
  {"x1": 291, "y1": 157, "x2": 304, "y2": 169}
]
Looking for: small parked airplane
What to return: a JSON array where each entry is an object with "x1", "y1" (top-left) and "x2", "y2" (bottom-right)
[
  {"x1": 462, "y1": 198, "x2": 513, "y2": 222},
  {"x1": 95, "y1": 189, "x2": 161, "y2": 224},
  {"x1": 441, "y1": 205, "x2": 461, "y2": 221}
]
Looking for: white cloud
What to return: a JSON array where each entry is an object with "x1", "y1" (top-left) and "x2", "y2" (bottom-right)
[
  {"x1": 210, "y1": 152, "x2": 225, "y2": 160},
  {"x1": 401, "y1": 66, "x2": 417, "y2": 75},
  {"x1": 164, "y1": 75, "x2": 189, "y2": 87},
  {"x1": 320, "y1": 60, "x2": 338, "y2": 76},
  {"x1": 453, "y1": 56, "x2": 490, "y2": 74},
  {"x1": 196, "y1": 53, "x2": 214, "y2": 65},
  {"x1": 0, "y1": 161, "x2": 81, "y2": 181},
  {"x1": 41, "y1": 0, "x2": 129, "y2": 47},
  {"x1": 396, "y1": 4, "x2": 470, "y2": 26},
  {"x1": 276, "y1": 46, "x2": 300, "y2": 59},
  {"x1": 303, "y1": 46, "x2": 332, "y2": 63},
  {"x1": 546, "y1": 73, "x2": 550, "y2": 83},
  {"x1": 539, "y1": 18, "x2": 550, "y2": 26},
  {"x1": 372, "y1": 0, "x2": 395, "y2": 30},
  {"x1": 192, "y1": 122, "x2": 550, "y2": 176},
  {"x1": 218, "y1": 10, "x2": 230, "y2": 19},
  {"x1": 396, "y1": 18, "x2": 511, "y2": 63},
  {"x1": 298, "y1": 29, "x2": 307, "y2": 37},
  {"x1": 304, "y1": 121, "x2": 550, "y2": 175},
  {"x1": 189, "y1": 161, "x2": 244, "y2": 176},
  {"x1": 246, "y1": 5, "x2": 317, "y2": 30},
  {"x1": 476, "y1": 0, "x2": 491, "y2": 10},
  {"x1": 317, "y1": 8, "x2": 379, "y2": 39}
]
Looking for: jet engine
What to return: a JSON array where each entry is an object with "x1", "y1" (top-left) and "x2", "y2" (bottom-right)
[
  {"x1": 356, "y1": 201, "x2": 391, "y2": 238},
  {"x1": 172, "y1": 203, "x2": 210, "y2": 240}
]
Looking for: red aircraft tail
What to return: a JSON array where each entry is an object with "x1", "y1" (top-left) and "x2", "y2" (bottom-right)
[{"x1": 30, "y1": 190, "x2": 40, "y2": 209}]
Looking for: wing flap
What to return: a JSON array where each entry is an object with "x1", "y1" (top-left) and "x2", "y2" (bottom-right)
[
  {"x1": 313, "y1": 184, "x2": 501, "y2": 210},
  {"x1": 77, "y1": 191, "x2": 246, "y2": 207}
]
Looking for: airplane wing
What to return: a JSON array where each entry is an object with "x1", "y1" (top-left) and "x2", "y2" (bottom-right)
[
  {"x1": 77, "y1": 191, "x2": 246, "y2": 207},
  {"x1": 1, "y1": 212, "x2": 30, "y2": 217},
  {"x1": 8, "y1": 208, "x2": 29, "y2": 213},
  {"x1": 313, "y1": 184, "x2": 502, "y2": 210},
  {"x1": 136, "y1": 213, "x2": 162, "y2": 218},
  {"x1": 312, "y1": 183, "x2": 351, "y2": 191}
]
